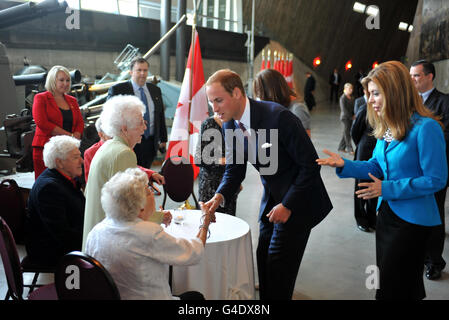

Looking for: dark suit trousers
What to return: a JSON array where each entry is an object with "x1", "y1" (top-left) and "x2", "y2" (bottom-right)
[
  {"x1": 134, "y1": 135, "x2": 156, "y2": 168},
  {"x1": 330, "y1": 84, "x2": 339, "y2": 103},
  {"x1": 424, "y1": 186, "x2": 447, "y2": 269},
  {"x1": 257, "y1": 209, "x2": 311, "y2": 300},
  {"x1": 354, "y1": 178, "x2": 377, "y2": 229}
]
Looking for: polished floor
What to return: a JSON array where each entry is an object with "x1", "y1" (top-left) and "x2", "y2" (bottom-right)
[{"x1": 1, "y1": 101, "x2": 448, "y2": 300}]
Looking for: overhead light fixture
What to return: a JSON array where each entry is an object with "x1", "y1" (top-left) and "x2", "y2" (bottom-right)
[
  {"x1": 353, "y1": 2, "x2": 366, "y2": 14},
  {"x1": 313, "y1": 57, "x2": 321, "y2": 68},
  {"x1": 408, "y1": 25, "x2": 414, "y2": 32},
  {"x1": 366, "y1": 5, "x2": 379, "y2": 17},
  {"x1": 398, "y1": 22, "x2": 409, "y2": 31},
  {"x1": 345, "y1": 60, "x2": 353, "y2": 71}
]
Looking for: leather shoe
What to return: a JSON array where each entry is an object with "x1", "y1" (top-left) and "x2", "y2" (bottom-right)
[
  {"x1": 357, "y1": 224, "x2": 371, "y2": 232},
  {"x1": 425, "y1": 266, "x2": 442, "y2": 280}
]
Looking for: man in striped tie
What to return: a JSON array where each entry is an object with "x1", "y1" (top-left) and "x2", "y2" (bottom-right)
[
  {"x1": 107, "y1": 57, "x2": 167, "y2": 169},
  {"x1": 203, "y1": 69, "x2": 333, "y2": 300}
]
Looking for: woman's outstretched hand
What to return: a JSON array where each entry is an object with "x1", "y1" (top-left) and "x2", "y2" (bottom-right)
[{"x1": 316, "y1": 149, "x2": 345, "y2": 168}]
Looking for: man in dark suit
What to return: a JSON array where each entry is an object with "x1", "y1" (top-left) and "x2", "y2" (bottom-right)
[
  {"x1": 353, "y1": 88, "x2": 367, "y2": 116},
  {"x1": 304, "y1": 71, "x2": 316, "y2": 111},
  {"x1": 411, "y1": 60, "x2": 449, "y2": 280},
  {"x1": 203, "y1": 69, "x2": 333, "y2": 300},
  {"x1": 107, "y1": 57, "x2": 167, "y2": 168},
  {"x1": 351, "y1": 99, "x2": 377, "y2": 232},
  {"x1": 329, "y1": 68, "x2": 341, "y2": 103}
]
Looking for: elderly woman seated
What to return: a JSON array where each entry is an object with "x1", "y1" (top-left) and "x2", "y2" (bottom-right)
[
  {"x1": 82, "y1": 95, "x2": 165, "y2": 248},
  {"x1": 85, "y1": 168, "x2": 212, "y2": 300},
  {"x1": 25, "y1": 135, "x2": 85, "y2": 267}
]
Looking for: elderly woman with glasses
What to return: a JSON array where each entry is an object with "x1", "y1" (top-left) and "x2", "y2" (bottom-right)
[
  {"x1": 25, "y1": 135, "x2": 85, "y2": 267},
  {"x1": 85, "y1": 168, "x2": 212, "y2": 300},
  {"x1": 82, "y1": 95, "x2": 167, "y2": 249}
]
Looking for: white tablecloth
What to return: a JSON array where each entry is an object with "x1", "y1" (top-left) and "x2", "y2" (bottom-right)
[{"x1": 165, "y1": 210, "x2": 255, "y2": 300}]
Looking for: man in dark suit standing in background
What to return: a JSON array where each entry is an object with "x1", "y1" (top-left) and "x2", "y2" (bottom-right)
[
  {"x1": 410, "y1": 60, "x2": 449, "y2": 280},
  {"x1": 329, "y1": 68, "x2": 341, "y2": 103},
  {"x1": 304, "y1": 71, "x2": 316, "y2": 111},
  {"x1": 107, "y1": 57, "x2": 167, "y2": 168},
  {"x1": 203, "y1": 69, "x2": 333, "y2": 300}
]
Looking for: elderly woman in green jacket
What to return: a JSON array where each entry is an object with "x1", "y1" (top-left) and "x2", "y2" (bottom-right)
[{"x1": 82, "y1": 95, "x2": 168, "y2": 249}]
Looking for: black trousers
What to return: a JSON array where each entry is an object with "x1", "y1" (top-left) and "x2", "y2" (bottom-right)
[
  {"x1": 257, "y1": 213, "x2": 311, "y2": 300},
  {"x1": 424, "y1": 186, "x2": 447, "y2": 270},
  {"x1": 375, "y1": 201, "x2": 433, "y2": 300},
  {"x1": 354, "y1": 179, "x2": 377, "y2": 229},
  {"x1": 330, "y1": 84, "x2": 339, "y2": 103},
  {"x1": 134, "y1": 135, "x2": 156, "y2": 169}
]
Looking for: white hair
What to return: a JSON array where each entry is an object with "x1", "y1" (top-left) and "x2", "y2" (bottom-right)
[
  {"x1": 101, "y1": 168, "x2": 149, "y2": 222},
  {"x1": 95, "y1": 117, "x2": 103, "y2": 134},
  {"x1": 45, "y1": 65, "x2": 71, "y2": 94},
  {"x1": 43, "y1": 135, "x2": 80, "y2": 169},
  {"x1": 100, "y1": 95, "x2": 145, "y2": 138}
]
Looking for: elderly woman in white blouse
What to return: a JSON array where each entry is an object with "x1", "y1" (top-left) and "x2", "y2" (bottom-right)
[{"x1": 85, "y1": 168, "x2": 213, "y2": 300}]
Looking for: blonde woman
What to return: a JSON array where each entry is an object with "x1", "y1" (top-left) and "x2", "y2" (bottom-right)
[
  {"x1": 317, "y1": 61, "x2": 447, "y2": 300},
  {"x1": 32, "y1": 65, "x2": 84, "y2": 179},
  {"x1": 338, "y1": 83, "x2": 355, "y2": 154}
]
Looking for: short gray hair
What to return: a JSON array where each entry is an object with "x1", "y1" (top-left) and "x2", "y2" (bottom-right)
[
  {"x1": 43, "y1": 135, "x2": 80, "y2": 169},
  {"x1": 101, "y1": 168, "x2": 149, "y2": 222},
  {"x1": 100, "y1": 95, "x2": 145, "y2": 138},
  {"x1": 45, "y1": 65, "x2": 71, "y2": 94}
]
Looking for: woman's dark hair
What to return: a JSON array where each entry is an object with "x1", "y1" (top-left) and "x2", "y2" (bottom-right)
[{"x1": 253, "y1": 69, "x2": 295, "y2": 108}]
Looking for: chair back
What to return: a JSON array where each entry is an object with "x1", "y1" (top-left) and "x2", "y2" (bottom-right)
[
  {"x1": 55, "y1": 251, "x2": 120, "y2": 300},
  {"x1": 0, "y1": 217, "x2": 24, "y2": 300},
  {"x1": 160, "y1": 156, "x2": 199, "y2": 209},
  {"x1": 0, "y1": 179, "x2": 26, "y2": 243}
]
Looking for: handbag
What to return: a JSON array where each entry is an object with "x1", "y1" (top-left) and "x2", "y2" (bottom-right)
[{"x1": 0, "y1": 179, "x2": 26, "y2": 244}]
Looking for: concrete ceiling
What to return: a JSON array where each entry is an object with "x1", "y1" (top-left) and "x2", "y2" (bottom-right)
[{"x1": 243, "y1": 0, "x2": 418, "y2": 81}]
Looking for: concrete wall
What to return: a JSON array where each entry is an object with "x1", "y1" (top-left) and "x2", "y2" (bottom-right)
[{"x1": 405, "y1": 0, "x2": 449, "y2": 93}]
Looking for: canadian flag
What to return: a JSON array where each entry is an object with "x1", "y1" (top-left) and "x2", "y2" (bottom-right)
[
  {"x1": 166, "y1": 31, "x2": 208, "y2": 178},
  {"x1": 285, "y1": 54, "x2": 293, "y2": 88}
]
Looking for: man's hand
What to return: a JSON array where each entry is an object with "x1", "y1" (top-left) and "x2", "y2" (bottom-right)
[
  {"x1": 266, "y1": 203, "x2": 292, "y2": 224},
  {"x1": 201, "y1": 193, "x2": 223, "y2": 223},
  {"x1": 151, "y1": 172, "x2": 165, "y2": 185}
]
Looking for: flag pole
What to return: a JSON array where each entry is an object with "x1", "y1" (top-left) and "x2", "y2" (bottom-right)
[{"x1": 187, "y1": 0, "x2": 199, "y2": 154}]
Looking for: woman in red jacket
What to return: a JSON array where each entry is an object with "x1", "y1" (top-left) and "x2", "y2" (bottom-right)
[{"x1": 32, "y1": 65, "x2": 84, "y2": 179}]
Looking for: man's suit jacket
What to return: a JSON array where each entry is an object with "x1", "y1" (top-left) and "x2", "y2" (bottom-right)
[
  {"x1": 351, "y1": 104, "x2": 376, "y2": 161},
  {"x1": 107, "y1": 81, "x2": 167, "y2": 153},
  {"x1": 353, "y1": 96, "x2": 366, "y2": 116},
  {"x1": 425, "y1": 89, "x2": 449, "y2": 184},
  {"x1": 216, "y1": 98, "x2": 332, "y2": 229},
  {"x1": 32, "y1": 91, "x2": 84, "y2": 148},
  {"x1": 329, "y1": 73, "x2": 341, "y2": 86}
]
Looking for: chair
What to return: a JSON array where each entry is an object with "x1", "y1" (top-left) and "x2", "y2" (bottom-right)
[
  {"x1": 160, "y1": 155, "x2": 200, "y2": 210},
  {"x1": 55, "y1": 251, "x2": 120, "y2": 300},
  {"x1": 0, "y1": 217, "x2": 57, "y2": 300},
  {"x1": 0, "y1": 180, "x2": 55, "y2": 289}
]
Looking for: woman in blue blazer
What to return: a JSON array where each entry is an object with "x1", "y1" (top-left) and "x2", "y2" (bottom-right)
[{"x1": 317, "y1": 61, "x2": 447, "y2": 300}]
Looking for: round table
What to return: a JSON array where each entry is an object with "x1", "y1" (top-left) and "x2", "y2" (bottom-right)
[{"x1": 164, "y1": 210, "x2": 255, "y2": 300}]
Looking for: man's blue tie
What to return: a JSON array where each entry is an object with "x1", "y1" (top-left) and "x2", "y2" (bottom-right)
[{"x1": 139, "y1": 87, "x2": 151, "y2": 138}]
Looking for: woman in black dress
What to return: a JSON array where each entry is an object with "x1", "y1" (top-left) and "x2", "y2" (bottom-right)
[{"x1": 195, "y1": 114, "x2": 239, "y2": 215}]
